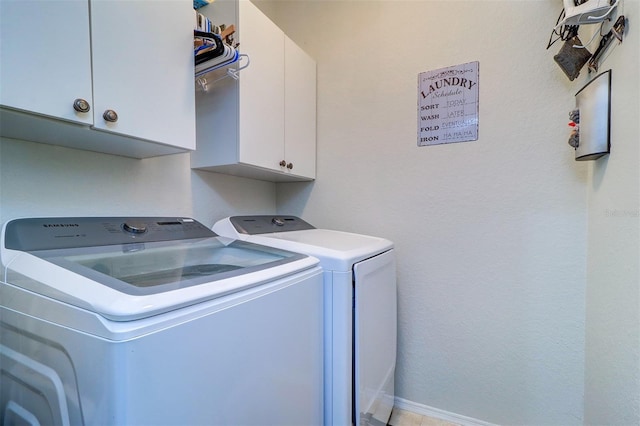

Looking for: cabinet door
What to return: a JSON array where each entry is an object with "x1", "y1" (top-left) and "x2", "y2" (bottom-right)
[
  {"x1": 90, "y1": 0, "x2": 195, "y2": 149},
  {"x1": 284, "y1": 36, "x2": 316, "y2": 179},
  {"x1": 0, "y1": 0, "x2": 93, "y2": 125},
  {"x1": 237, "y1": 0, "x2": 285, "y2": 171}
]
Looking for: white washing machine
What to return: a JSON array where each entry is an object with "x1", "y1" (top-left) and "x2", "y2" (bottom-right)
[
  {"x1": 0, "y1": 216, "x2": 324, "y2": 426},
  {"x1": 213, "y1": 216, "x2": 397, "y2": 426}
]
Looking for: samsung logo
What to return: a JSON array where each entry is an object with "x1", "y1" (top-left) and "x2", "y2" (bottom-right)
[{"x1": 43, "y1": 223, "x2": 79, "y2": 228}]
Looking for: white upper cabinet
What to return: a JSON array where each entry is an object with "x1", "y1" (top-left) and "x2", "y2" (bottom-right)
[
  {"x1": 0, "y1": 1, "x2": 93, "y2": 126},
  {"x1": 284, "y1": 36, "x2": 317, "y2": 179},
  {"x1": 89, "y1": 1, "x2": 195, "y2": 148},
  {"x1": 0, "y1": 0, "x2": 196, "y2": 158},
  {"x1": 192, "y1": 0, "x2": 316, "y2": 182},
  {"x1": 236, "y1": 0, "x2": 286, "y2": 173}
]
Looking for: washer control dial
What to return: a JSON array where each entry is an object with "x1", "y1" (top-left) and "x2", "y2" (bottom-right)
[{"x1": 122, "y1": 222, "x2": 148, "y2": 235}]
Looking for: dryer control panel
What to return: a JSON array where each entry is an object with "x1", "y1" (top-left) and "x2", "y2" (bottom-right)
[{"x1": 230, "y1": 216, "x2": 315, "y2": 235}]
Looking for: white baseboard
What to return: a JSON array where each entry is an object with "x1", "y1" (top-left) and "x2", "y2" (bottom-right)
[{"x1": 393, "y1": 397, "x2": 498, "y2": 426}]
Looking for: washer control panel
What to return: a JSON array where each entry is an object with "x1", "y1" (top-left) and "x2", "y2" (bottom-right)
[
  {"x1": 230, "y1": 216, "x2": 315, "y2": 235},
  {"x1": 4, "y1": 217, "x2": 215, "y2": 251}
]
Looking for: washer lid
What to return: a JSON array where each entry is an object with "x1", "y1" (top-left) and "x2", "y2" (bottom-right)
[{"x1": 2, "y1": 217, "x2": 316, "y2": 321}]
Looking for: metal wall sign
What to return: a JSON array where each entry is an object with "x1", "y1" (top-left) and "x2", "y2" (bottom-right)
[{"x1": 418, "y1": 61, "x2": 479, "y2": 146}]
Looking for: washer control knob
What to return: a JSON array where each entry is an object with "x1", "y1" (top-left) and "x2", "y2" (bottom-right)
[
  {"x1": 279, "y1": 160, "x2": 287, "y2": 167},
  {"x1": 272, "y1": 217, "x2": 285, "y2": 226},
  {"x1": 122, "y1": 222, "x2": 147, "y2": 235}
]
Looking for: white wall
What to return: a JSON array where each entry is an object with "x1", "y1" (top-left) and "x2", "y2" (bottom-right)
[
  {"x1": 269, "y1": 0, "x2": 624, "y2": 424},
  {"x1": 0, "y1": 137, "x2": 276, "y2": 226},
  {"x1": 581, "y1": 1, "x2": 640, "y2": 424}
]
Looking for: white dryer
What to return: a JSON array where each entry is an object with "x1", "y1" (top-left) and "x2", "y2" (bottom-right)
[
  {"x1": 0, "y1": 217, "x2": 324, "y2": 426},
  {"x1": 213, "y1": 216, "x2": 397, "y2": 426}
]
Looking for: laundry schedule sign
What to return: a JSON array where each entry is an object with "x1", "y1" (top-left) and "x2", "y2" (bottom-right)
[{"x1": 418, "y1": 61, "x2": 479, "y2": 146}]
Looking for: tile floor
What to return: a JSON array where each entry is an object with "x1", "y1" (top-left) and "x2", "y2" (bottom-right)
[{"x1": 388, "y1": 408, "x2": 461, "y2": 426}]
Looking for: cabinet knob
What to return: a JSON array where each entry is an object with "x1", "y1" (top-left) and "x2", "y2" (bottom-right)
[
  {"x1": 279, "y1": 160, "x2": 287, "y2": 167},
  {"x1": 103, "y1": 109, "x2": 118, "y2": 123},
  {"x1": 286, "y1": 162, "x2": 293, "y2": 170},
  {"x1": 73, "y1": 98, "x2": 91, "y2": 113}
]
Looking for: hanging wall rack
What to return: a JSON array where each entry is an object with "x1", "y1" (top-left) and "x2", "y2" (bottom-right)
[
  {"x1": 194, "y1": 27, "x2": 251, "y2": 93},
  {"x1": 196, "y1": 53, "x2": 250, "y2": 92}
]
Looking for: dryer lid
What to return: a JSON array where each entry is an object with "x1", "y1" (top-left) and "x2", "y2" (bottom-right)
[
  {"x1": 243, "y1": 229, "x2": 393, "y2": 271},
  {"x1": 214, "y1": 216, "x2": 393, "y2": 271}
]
